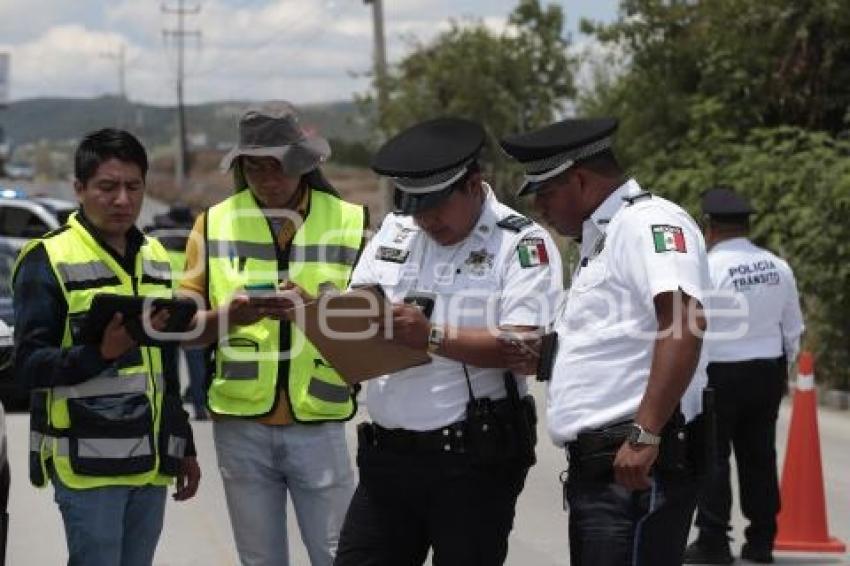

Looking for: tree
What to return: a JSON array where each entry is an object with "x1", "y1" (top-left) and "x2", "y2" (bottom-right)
[
  {"x1": 580, "y1": 0, "x2": 850, "y2": 167},
  {"x1": 638, "y1": 125, "x2": 850, "y2": 388},
  {"x1": 577, "y1": 0, "x2": 850, "y2": 388},
  {"x1": 360, "y1": 0, "x2": 576, "y2": 204}
]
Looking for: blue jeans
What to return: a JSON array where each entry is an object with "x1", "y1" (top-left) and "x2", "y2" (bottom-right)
[
  {"x1": 213, "y1": 419, "x2": 355, "y2": 566},
  {"x1": 566, "y1": 471, "x2": 698, "y2": 566},
  {"x1": 52, "y1": 478, "x2": 167, "y2": 566},
  {"x1": 184, "y1": 347, "x2": 208, "y2": 418}
]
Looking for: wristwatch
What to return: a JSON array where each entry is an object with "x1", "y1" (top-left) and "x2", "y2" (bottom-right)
[
  {"x1": 626, "y1": 423, "x2": 662, "y2": 447},
  {"x1": 427, "y1": 324, "x2": 445, "y2": 353}
]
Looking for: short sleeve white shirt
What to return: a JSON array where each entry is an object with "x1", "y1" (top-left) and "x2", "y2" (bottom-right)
[
  {"x1": 705, "y1": 237, "x2": 804, "y2": 362},
  {"x1": 547, "y1": 179, "x2": 711, "y2": 445},
  {"x1": 350, "y1": 185, "x2": 564, "y2": 431}
]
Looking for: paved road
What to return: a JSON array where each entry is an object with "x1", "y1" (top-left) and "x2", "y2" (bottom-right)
[{"x1": 5, "y1": 384, "x2": 850, "y2": 565}]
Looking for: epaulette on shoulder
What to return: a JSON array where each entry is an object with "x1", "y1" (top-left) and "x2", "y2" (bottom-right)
[
  {"x1": 622, "y1": 192, "x2": 652, "y2": 206},
  {"x1": 497, "y1": 214, "x2": 533, "y2": 232}
]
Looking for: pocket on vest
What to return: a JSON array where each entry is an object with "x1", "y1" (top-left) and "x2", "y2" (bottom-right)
[{"x1": 65, "y1": 393, "x2": 155, "y2": 476}]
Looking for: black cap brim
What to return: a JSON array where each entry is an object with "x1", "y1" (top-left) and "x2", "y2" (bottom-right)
[
  {"x1": 516, "y1": 178, "x2": 549, "y2": 197},
  {"x1": 394, "y1": 185, "x2": 456, "y2": 215}
]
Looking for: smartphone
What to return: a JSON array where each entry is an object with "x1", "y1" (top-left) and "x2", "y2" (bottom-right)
[{"x1": 403, "y1": 291, "x2": 436, "y2": 319}]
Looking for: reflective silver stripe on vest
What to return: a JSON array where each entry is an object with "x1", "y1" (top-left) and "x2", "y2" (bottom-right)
[
  {"x1": 56, "y1": 436, "x2": 152, "y2": 459},
  {"x1": 308, "y1": 378, "x2": 351, "y2": 403},
  {"x1": 56, "y1": 261, "x2": 115, "y2": 285},
  {"x1": 52, "y1": 372, "x2": 161, "y2": 400},
  {"x1": 291, "y1": 244, "x2": 360, "y2": 266},
  {"x1": 207, "y1": 240, "x2": 277, "y2": 261},
  {"x1": 30, "y1": 431, "x2": 44, "y2": 452},
  {"x1": 143, "y1": 259, "x2": 172, "y2": 278},
  {"x1": 167, "y1": 436, "x2": 187, "y2": 459},
  {"x1": 221, "y1": 361, "x2": 259, "y2": 380}
]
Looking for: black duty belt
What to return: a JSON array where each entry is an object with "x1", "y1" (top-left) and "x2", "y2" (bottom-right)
[{"x1": 359, "y1": 396, "x2": 518, "y2": 455}]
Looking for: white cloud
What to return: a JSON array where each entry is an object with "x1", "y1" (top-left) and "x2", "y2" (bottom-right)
[
  {"x1": 1, "y1": 0, "x2": 617, "y2": 105},
  {"x1": 8, "y1": 25, "x2": 134, "y2": 99}
]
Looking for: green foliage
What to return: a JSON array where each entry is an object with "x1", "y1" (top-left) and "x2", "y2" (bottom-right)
[
  {"x1": 579, "y1": 0, "x2": 850, "y2": 387},
  {"x1": 326, "y1": 138, "x2": 371, "y2": 168},
  {"x1": 360, "y1": 0, "x2": 576, "y2": 205},
  {"x1": 640, "y1": 126, "x2": 850, "y2": 388},
  {"x1": 580, "y1": 0, "x2": 850, "y2": 167}
]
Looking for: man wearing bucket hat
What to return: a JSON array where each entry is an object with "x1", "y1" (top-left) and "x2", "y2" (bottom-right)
[
  {"x1": 500, "y1": 118, "x2": 711, "y2": 566},
  {"x1": 180, "y1": 102, "x2": 367, "y2": 566},
  {"x1": 333, "y1": 117, "x2": 562, "y2": 566}
]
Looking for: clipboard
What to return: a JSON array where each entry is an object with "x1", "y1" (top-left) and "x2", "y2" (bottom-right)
[{"x1": 293, "y1": 285, "x2": 431, "y2": 384}]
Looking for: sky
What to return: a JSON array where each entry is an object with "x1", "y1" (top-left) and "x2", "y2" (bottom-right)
[{"x1": 0, "y1": 0, "x2": 619, "y2": 106}]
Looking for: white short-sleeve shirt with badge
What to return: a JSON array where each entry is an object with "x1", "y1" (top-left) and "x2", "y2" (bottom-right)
[
  {"x1": 547, "y1": 179, "x2": 711, "y2": 445},
  {"x1": 350, "y1": 185, "x2": 563, "y2": 431}
]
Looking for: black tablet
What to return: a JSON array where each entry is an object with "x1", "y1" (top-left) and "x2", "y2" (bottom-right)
[{"x1": 81, "y1": 293, "x2": 198, "y2": 346}]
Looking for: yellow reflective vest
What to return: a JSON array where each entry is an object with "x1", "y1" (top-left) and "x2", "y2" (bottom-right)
[
  {"x1": 15, "y1": 213, "x2": 190, "y2": 489},
  {"x1": 205, "y1": 188, "x2": 366, "y2": 421}
]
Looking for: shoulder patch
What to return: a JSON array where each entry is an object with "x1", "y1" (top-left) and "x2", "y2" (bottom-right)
[
  {"x1": 376, "y1": 245, "x2": 410, "y2": 264},
  {"x1": 651, "y1": 225, "x2": 687, "y2": 253},
  {"x1": 516, "y1": 237, "x2": 549, "y2": 268},
  {"x1": 623, "y1": 192, "x2": 652, "y2": 206},
  {"x1": 497, "y1": 214, "x2": 533, "y2": 232}
]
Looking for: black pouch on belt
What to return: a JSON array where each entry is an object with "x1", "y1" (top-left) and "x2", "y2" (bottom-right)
[
  {"x1": 464, "y1": 396, "x2": 504, "y2": 463},
  {"x1": 656, "y1": 409, "x2": 689, "y2": 474}
]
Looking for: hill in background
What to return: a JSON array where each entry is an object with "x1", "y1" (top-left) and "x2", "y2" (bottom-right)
[
  {"x1": 0, "y1": 96, "x2": 386, "y2": 217},
  {"x1": 0, "y1": 96, "x2": 371, "y2": 149}
]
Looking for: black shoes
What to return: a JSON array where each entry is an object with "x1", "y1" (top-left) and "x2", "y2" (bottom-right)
[
  {"x1": 683, "y1": 539, "x2": 734, "y2": 564},
  {"x1": 740, "y1": 542, "x2": 774, "y2": 563}
]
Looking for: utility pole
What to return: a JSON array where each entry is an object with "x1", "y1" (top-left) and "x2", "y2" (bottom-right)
[
  {"x1": 363, "y1": 0, "x2": 393, "y2": 215},
  {"x1": 100, "y1": 44, "x2": 126, "y2": 100},
  {"x1": 162, "y1": 0, "x2": 201, "y2": 189},
  {"x1": 100, "y1": 44, "x2": 127, "y2": 128}
]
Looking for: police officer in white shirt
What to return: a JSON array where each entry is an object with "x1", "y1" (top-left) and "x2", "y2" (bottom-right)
[
  {"x1": 501, "y1": 117, "x2": 711, "y2": 566},
  {"x1": 333, "y1": 118, "x2": 563, "y2": 566},
  {"x1": 684, "y1": 187, "x2": 804, "y2": 565}
]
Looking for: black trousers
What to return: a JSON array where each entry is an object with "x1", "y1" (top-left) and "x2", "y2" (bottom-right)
[
  {"x1": 334, "y1": 441, "x2": 529, "y2": 566},
  {"x1": 566, "y1": 467, "x2": 698, "y2": 566},
  {"x1": 695, "y1": 358, "x2": 786, "y2": 548}
]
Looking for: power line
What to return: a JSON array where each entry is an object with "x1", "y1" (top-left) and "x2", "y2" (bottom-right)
[{"x1": 162, "y1": 0, "x2": 201, "y2": 188}]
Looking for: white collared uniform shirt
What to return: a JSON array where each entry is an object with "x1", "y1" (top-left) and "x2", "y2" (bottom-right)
[
  {"x1": 350, "y1": 185, "x2": 563, "y2": 431},
  {"x1": 547, "y1": 179, "x2": 710, "y2": 446},
  {"x1": 705, "y1": 237, "x2": 804, "y2": 362}
]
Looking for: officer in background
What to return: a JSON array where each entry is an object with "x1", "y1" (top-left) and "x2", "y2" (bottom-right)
[
  {"x1": 334, "y1": 118, "x2": 563, "y2": 566},
  {"x1": 501, "y1": 118, "x2": 710, "y2": 566},
  {"x1": 684, "y1": 188, "x2": 804, "y2": 565},
  {"x1": 145, "y1": 204, "x2": 208, "y2": 421},
  {"x1": 13, "y1": 128, "x2": 199, "y2": 565}
]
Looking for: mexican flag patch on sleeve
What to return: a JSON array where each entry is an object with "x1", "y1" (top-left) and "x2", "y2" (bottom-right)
[
  {"x1": 651, "y1": 225, "x2": 687, "y2": 253},
  {"x1": 517, "y1": 237, "x2": 549, "y2": 267}
]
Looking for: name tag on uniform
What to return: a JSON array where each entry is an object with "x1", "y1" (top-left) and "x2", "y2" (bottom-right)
[{"x1": 376, "y1": 246, "x2": 410, "y2": 263}]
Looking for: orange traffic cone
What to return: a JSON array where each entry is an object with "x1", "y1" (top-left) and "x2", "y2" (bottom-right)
[{"x1": 775, "y1": 351, "x2": 846, "y2": 552}]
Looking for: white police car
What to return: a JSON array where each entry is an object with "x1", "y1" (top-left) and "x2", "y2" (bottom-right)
[
  {"x1": 0, "y1": 320, "x2": 21, "y2": 412},
  {"x1": 0, "y1": 189, "x2": 76, "y2": 253},
  {"x1": 0, "y1": 397, "x2": 8, "y2": 563}
]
